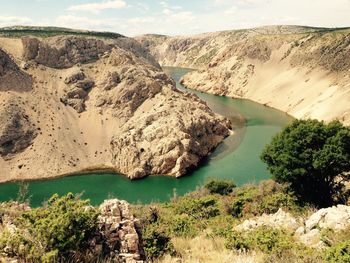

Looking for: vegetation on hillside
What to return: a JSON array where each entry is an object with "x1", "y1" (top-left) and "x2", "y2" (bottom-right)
[
  {"x1": 0, "y1": 26, "x2": 123, "y2": 39},
  {"x1": 0, "y1": 194, "x2": 99, "y2": 262}
]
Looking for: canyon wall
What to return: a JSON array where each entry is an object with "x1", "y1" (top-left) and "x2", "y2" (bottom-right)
[{"x1": 137, "y1": 26, "x2": 350, "y2": 125}]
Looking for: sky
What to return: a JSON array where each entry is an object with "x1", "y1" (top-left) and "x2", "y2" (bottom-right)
[{"x1": 0, "y1": 0, "x2": 349, "y2": 36}]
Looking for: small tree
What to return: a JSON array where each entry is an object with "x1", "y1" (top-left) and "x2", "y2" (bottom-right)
[
  {"x1": 261, "y1": 119, "x2": 350, "y2": 207},
  {"x1": 205, "y1": 179, "x2": 236, "y2": 195}
]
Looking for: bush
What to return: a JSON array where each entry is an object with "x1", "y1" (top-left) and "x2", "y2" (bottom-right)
[
  {"x1": 226, "y1": 227, "x2": 296, "y2": 255},
  {"x1": 324, "y1": 240, "x2": 350, "y2": 263},
  {"x1": 143, "y1": 224, "x2": 173, "y2": 260},
  {"x1": 224, "y1": 230, "x2": 250, "y2": 251},
  {"x1": 205, "y1": 179, "x2": 236, "y2": 195},
  {"x1": 259, "y1": 192, "x2": 297, "y2": 214},
  {"x1": 0, "y1": 193, "x2": 99, "y2": 262},
  {"x1": 170, "y1": 215, "x2": 197, "y2": 238},
  {"x1": 261, "y1": 119, "x2": 350, "y2": 207},
  {"x1": 174, "y1": 196, "x2": 220, "y2": 219}
]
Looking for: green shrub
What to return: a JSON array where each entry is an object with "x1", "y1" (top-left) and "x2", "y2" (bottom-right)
[
  {"x1": 259, "y1": 192, "x2": 297, "y2": 214},
  {"x1": 324, "y1": 240, "x2": 350, "y2": 263},
  {"x1": 225, "y1": 226, "x2": 300, "y2": 255},
  {"x1": 143, "y1": 224, "x2": 173, "y2": 260},
  {"x1": 224, "y1": 230, "x2": 250, "y2": 251},
  {"x1": 205, "y1": 179, "x2": 236, "y2": 195},
  {"x1": 174, "y1": 196, "x2": 220, "y2": 219},
  {"x1": 0, "y1": 193, "x2": 99, "y2": 262},
  {"x1": 170, "y1": 214, "x2": 197, "y2": 238},
  {"x1": 229, "y1": 198, "x2": 246, "y2": 218}
]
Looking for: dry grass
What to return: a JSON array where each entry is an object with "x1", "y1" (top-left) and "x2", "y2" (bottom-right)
[{"x1": 156, "y1": 235, "x2": 264, "y2": 263}]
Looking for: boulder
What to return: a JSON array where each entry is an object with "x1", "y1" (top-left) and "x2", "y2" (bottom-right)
[{"x1": 235, "y1": 208, "x2": 299, "y2": 232}]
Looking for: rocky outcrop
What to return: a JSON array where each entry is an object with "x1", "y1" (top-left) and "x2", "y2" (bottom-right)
[
  {"x1": 235, "y1": 208, "x2": 299, "y2": 232},
  {"x1": 0, "y1": 101, "x2": 37, "y2": 159},
  {"x1": 295, "y1": 205, "x2": 350, "y2": 248},
  {"x1": 0, "y1": 48, "x2": 32, "y2": 92},
  {"x1": 97, "y1": 199, "x2": 145, "y2": 262},
  {"x1": 111, "y1": 91, "x2": 231, "y2": 178},
  {"x1": 137, "y1": 26, "x2": 350, "y2": 125},
  {"x1": 61, "y1": 71, "x2": 95, "y2": 112},
  {"x1": 236, "y1": 205, "x2": 350, "y2": 248},
  {"x1": 22, "y1": 36, "x2": 112, "y2": 68},
  {"x1": 0, "y1": 31, "x2": 231, "y2": 182}
]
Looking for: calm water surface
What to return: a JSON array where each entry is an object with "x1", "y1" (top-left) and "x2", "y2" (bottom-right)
[{"x1": 0, "y1": 67, "x2": 293, "y2": 206}]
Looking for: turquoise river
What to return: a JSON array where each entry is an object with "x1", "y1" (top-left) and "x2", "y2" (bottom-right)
[{"x1": 0, "y1": 67, "x2": 294, "y2": 207}]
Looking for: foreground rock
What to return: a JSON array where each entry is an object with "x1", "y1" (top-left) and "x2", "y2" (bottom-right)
[
  {"x1": 0, "y1": 28, "x2": 231, "y2": 182},
  {"x1": 137, "y1": 25, "x2": 350, "y2": 125},
  {"x1": 96, "y1": 199, "x2": 145, "y2": 262},
  {"x1": 235, "y1": 205, "x2": 350, "y2": 248},
  {"x1": 235, "y1": 208, "x2": 299, "y2": 232},
  {"x1": 295, "y1": 205, "x2": 350, "y2": 248}
]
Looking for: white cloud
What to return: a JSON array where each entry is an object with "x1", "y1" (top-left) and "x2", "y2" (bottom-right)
[
  {"x1": 0, "y1": 16, "x2": 33, "y2": 27},
  {"x1": 67, "y1": 0, "x2": 126, "y2": 13},
  {"x1": 55, "y1": 15, "x2": 118, "y2": 30}
]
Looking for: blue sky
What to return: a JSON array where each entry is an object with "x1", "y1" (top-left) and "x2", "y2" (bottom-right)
[{"x1": 0, "y1": 0, "x2": 350, "y2": 36}]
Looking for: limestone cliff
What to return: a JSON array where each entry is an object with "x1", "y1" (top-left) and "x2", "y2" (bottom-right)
[
  {"x1": 136, "y1": 26, "x2": 350, "y2": 125},
  {"x1": 0, "y1": 29, "x2": 230, "y2": 182}
]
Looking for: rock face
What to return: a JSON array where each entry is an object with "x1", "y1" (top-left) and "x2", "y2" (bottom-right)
[
  {"x1": 137, "y1": 25, "x2": 350, "y2": 125},
  {"x1": 98, "y1": 199, "x2": 145, "y2": 262},
  {"x1": 0, "y1": 48, "x2": 32, "y2": 92},
  {"x1": 22, "y1": 36, "x2": 112, "y2": 69},
  {"x1": 111, "y1": 91, "x2": 231, "y2": 178},
  {"x1": 0, "y1": 101, "x2": 37, "y2": 159},
  {"x1": 0, "y1": 31, "x2": 231, "y2": 182},
  {"x1": 61, "y1": 71, "x2": 95, "y2": 113}
]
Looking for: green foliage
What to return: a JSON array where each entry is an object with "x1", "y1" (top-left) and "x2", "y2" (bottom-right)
[
  {"x1": 225, "y1": 226, "x2": 321, "y2": 261},
  {"x1": 0, "y1": 193, "x2": 99, "y2": 262},
  {"x1": 259, "y1": 192, "x2": 297, "y2": 214},
  {"x1": 261, "y1": 119, "x2": 350, "y2": 207},
  {"x1": 170, "y1": 215, "x2": 197, "y2": 238},
  {"x1": 229, "y1": 198, "x2": 246, "y2": 218},
  {"x1": 224, "y1": 230, "x2": 250, "y2": 251},
  {"x1": 225, "y1": 227, "x2": 295, "y2": 254},
  {"x1": 205, "y1": 179, "x2": 236, "y2": 195},
  {"x1": 324, "y1": 240, "x2": 350, "y2": 263},
  {"x1": 143, "y1": 224, "x2": 173, "y2": 260},
  {"x1": 174, "y1": 196, "x2": 220, "y2": 219}
]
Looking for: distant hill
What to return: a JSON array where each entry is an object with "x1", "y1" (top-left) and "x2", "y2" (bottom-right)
[{"x1": 0, "y1": 26, "x2": 123, "y2": 39}]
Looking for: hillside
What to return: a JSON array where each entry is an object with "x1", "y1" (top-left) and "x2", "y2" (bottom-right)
[
  {"x1": 136, "y1": 25, "x2": 350, "y2": 125},
  {"x1": 0, "y1": 27, "x2": 231, "y2": 183}
]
